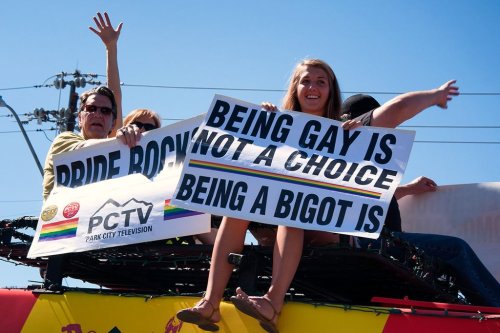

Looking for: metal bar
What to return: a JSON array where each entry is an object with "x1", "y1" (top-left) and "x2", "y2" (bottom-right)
[{"x1": 0, "y1": 96, "x2": 44, "y2": 176}]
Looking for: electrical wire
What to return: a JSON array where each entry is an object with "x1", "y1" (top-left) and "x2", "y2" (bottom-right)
[
  {"x1": 40, "y1": 129, "x2": 55, "y2": 142},
  {"x1": 2, "y1": 81, "x2": 500, "y2": 146},
  {"x1": 3, "y1": 114, "x2": 499, "y2": 129},
  {"x1": 2, "y1": 128, "x2": 500, "y2": 145},
  {"x1": 0, "y1": 86, "x2": 39, "y2": 91},
  {"x1": 41, "y1": 74, "x2": 58, "y2": 86},
  {"x1": 0, "y1": 85, "x2": 52, "y2": 91},
  {"x1": 122, "y1": 83, "x2": 286, "y2": 92},
  {"x1": 400, "y1": 125, "x2": 500, "y2": 129},
  {"x1": 2, "y1": 123, "x2": 500, "y2": 144},
  {"x1": 415, "y1": 140, "x2": 500, "y2": 144},
  {"x1": 0, "y1": 128, "x2": 57, "y2": 134},
  {"x1": 2, "y1": 83, "x2": 500, "y2": 96},
  {"x1": 161, "y1": 118, "x2": 185, "y2": 121}
]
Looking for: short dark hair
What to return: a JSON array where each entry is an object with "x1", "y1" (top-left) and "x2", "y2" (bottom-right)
[
  {"x1": 79, "y1": 86, "x2": 117, "y2": 119},
  {"x1": 341, "y1": 94, "x2": 381, "y2": 120}
]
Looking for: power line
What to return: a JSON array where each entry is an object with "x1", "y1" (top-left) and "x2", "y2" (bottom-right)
[
  {"x1": 0, "y1": 128, "x2": 57, "y2": 134},
  {"x1": 7, "y1": 121, "x2": 497, "y2": 132},
  {"x1": 346, "y1": 91, "x2": 500, "y2": 96},
  {"x1": 415, "y1": 140, "x2": 500, "y2": 144},
  {"x1": 5, "y1": 111, "x2": 497, "y2": 128},
  {"x1": 162, "y1": 118, "x2": 185, "y2": 121},
  {"x1": 0, "y1": 85, "x2": 52, "y2": 91},
  {"x1": 1, "y1": 128, "x2": 498, "y2": 144},
  {"x1": 121, "y1": 83, "x2": 500, "y2": 96},
  {"x1": 450, "y1": 92, "x2": 500, "y2": 96},
  {"x1": 399, "y1": 125, "x2": 500, "y2": 129},
  {"x1": 40, "y1": 129, "x2": 55, "y2": 142},
  {"x1": 2, "y1": 83, "x2": 500, "y2": 96},
  {"x1": 122, "y1": 83, "x2": 286, "y2": 92},
  {"x1": 161, "y1": 118, "x2": 500, "y2": 129},
  {"x1": 3, "y1": 113, "x2": 499, "y2": 129}
]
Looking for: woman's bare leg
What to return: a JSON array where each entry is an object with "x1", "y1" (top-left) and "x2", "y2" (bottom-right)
[
  {"x1": 234, "y1": 225, "x2": 304, "y2": 328},
  {"x1": 178, "y1": 216, "x2": 249, "y2": 324},
  {"x1": 267, "y1": 226, "x2": 304, "y2": 311},
  {"x1": 205, "y1": 217, "x2": 249, "y2": 304}
]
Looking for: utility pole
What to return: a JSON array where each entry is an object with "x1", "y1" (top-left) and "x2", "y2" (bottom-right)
[
  {"x1": 66, "y1": 82, "x2": 78, "y2": 132},
  {"x1": 51, "y1": 70, "x2": 101, "y2": 132},
  {"x1": 0, "y1": 71, "x2": 101, "y2": 176}
]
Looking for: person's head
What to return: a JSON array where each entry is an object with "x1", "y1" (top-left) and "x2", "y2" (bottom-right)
[
  {"x1": 123, "y1": 108, "x2": 161, "y2": 133},
  {"x1": 78, "y1": 86, "x2": 117, "y2": 139},
  {"x1": 341, "y1": 94, "x2": 380, "y2": 121},
  {"x1": 282, "y1": 59, "x2": 341, "y2": 120}
]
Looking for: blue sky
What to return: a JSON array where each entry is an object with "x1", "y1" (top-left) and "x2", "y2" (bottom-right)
[{"x1": 1, "y1": 1, "x2": 499, "y2": 287}]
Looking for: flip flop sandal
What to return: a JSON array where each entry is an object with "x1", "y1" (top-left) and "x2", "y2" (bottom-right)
[
  {"x1": 231, "y1": 295, "x2": 279, "y2": 333},
  {"x1": 176, "y1": 298, "x2": 220, "y2": 331}
]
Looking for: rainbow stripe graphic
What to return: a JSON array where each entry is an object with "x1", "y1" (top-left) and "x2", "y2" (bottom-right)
[
  {"x1": 39, "y1": 218, "x2": 78, "y2": 242},
  {"x1": 188, "y1": 159, "x2": 382, "y2": 199},
  {"x1": 164, "y1": 199, "x2": 204, "y2": 220}
]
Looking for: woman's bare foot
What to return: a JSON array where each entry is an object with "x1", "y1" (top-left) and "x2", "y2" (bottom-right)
[
  {"x1": 231, "y1": 287, "x2": 279, "y2": 333},
  {"x1": 176, "y1": 298, "x2": 221, "y2": 331}
]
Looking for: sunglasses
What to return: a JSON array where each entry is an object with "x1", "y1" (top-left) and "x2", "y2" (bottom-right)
[
  {"x1": 83, "y1": 104, "x2": 114, "y2": 116},
  {"x1": 131, "y1": 121, "x2": 158, "y2": 132}
]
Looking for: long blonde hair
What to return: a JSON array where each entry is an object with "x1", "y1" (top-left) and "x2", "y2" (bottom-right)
[{"x1": 282, "y1": 59, "x2": 341, "y2": 120}]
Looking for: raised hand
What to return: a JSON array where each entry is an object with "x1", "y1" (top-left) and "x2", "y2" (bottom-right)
[
  {"x1": 89, "y1": 12, "x2": 123, "y2": 47},
  {"x1": 89, "y1": 12, "x2": 124, "y2": 136},
  {"x1": 435, "y1": 80, "x2": 459, "y2": 109}
]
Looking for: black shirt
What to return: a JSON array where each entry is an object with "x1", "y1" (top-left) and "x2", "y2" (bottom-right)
[{"x1": 354, "y1": 110, "x2": 402, "y2": 232}]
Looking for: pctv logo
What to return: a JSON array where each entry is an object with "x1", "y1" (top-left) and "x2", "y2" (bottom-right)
[{"x1": 87, "y1": 198, "x2": 153, "y2": 233}]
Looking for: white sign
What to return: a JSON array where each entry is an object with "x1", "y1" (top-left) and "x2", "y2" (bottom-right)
[
  {"x1": 173, "y1": 95, "x2": 415, "y2": 239},
  {"x1": 399, "y1": 182, "x2": 500, "y2": 282},
  {"x1": 28, "y1": 115, "x2": 210, "y2": 257}
]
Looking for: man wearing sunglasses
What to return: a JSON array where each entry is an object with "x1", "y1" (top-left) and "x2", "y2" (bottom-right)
[
  {"x1": 41, "y1": 85, "x2": 133, "y2": 289},
  {"x1": 42, "y1": 86, "x2": 123, "y2": 201}
]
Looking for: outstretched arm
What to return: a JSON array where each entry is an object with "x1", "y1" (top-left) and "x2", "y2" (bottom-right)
[
  {"x1": 89, "y1": 12, "x2": 123, "y2": 136},
  {"x1": 395, "y1": 176, "x2": 437, "y2": 200},
  {"x1": 370, "y1": 80, "x2": 459, "y2": 128}
]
